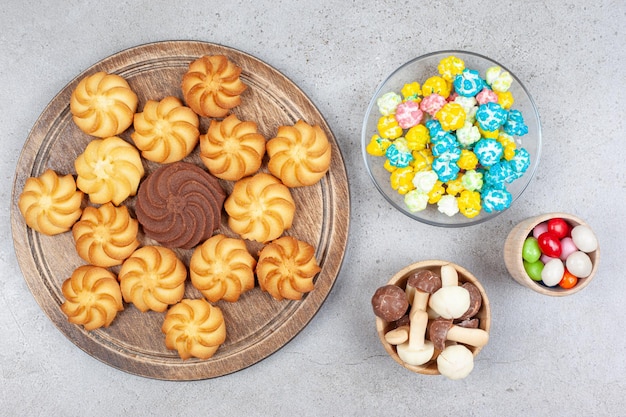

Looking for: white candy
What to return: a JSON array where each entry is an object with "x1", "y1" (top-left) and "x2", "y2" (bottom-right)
[
  {"x1": 566, "y1": 251, "x2": 593, "y2": 278},
  {"x1": 541, "y1": 258, "x2": 565, "y2": 287},
  {"x1": 571, "y1": 225, "x2": 598, "y2": 253}
]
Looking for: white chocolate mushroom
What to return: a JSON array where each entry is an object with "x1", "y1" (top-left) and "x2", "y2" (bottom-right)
[
  {"x1": 428, "y1": 286, "x2": 471, "y2": 319},
  {"x1": 437, "y1": 344, "x2": 474, "y2": 380},
  {"x1": 396, "y1": 308, "x2": 434, "y2": 366}
]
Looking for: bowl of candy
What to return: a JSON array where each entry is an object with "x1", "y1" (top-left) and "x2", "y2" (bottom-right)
[
  {"x1": 503, "y1": 213, "x2": 599, "y2": 296},
  {"x1": 362, "y1": 50, "x2": 541, "y2": 227},
  {"x1": 371, "y1": 260, "x2": 491, "y2": 379}
]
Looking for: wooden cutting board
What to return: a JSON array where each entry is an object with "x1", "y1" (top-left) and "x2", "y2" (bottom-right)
[{"x1": 11, "y1": 41, "x2": 350, "y2": 380}]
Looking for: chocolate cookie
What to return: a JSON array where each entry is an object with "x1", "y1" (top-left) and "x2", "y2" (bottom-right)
[{"x1": 135, "y1": 162, "x2": 225, "y2": 249}]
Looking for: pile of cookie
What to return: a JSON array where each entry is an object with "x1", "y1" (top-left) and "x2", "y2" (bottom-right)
[{"x1": 17, "y1": 55, "x2": 332, "y2": 360}]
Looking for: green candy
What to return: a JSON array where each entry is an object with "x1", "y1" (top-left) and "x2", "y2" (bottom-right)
[
  {"x1": 524, "y1": 260, "x2": 544, "y2": 281},
  {"x1": 522, "y1": 236, "x2": 541, "y2": 263}
]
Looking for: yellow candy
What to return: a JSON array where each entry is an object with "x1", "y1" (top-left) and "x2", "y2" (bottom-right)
[
  {"x1": 366, "y1": 134, "x2": 391, "y2": 156},
  {"x1": 476, "y1": 122, "x2": 500, "y2": 139},
  {"x1": 390, "y1": 166, "x2": 416, "y2": 195},
  {"x1": 436, "y1": 102, "x2": 466, "y2": 131},
  {"x1": 405, "y1": 124, "x2": 430, "y2": 151},
  {"x1": 496, "y1": 91, "x2": 514, "y2": 109},
  {"x1": 384, "y1": 159, "x2": 397, "y2": 173},
  {"x1": 411, "y1": 148, "x2": 433, "y2": 172},
  {"x1": 458, "y1": 190, "x2": 482, "y2": 218},
  {"x1": 457, "y1": 149, "x2": 479, "y2": 170},
  {"x1": 428, "y1": 180, "x2": 445, "y2": 204},
  {"x1": 422, "y1": 76, "x2": 451, "y2": 98},
  {"x1": 401, "y1": 82, "x2": 422, "y2": 100},
  {"x1": 497, "y1": 132, "x2": 517, "y2": 161},
  {"x1": 377, "y1": 115, "x2": 403, "y2": 139},
  {"x1": 438, "y1": 56, "x2": 466, "y2": 82},
  {"x1": 445, "y1": 175, "x2": 465, "y2": 196}
]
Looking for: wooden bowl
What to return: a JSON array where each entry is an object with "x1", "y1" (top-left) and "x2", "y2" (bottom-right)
[
  {"x1": 375, "y1": 260, "x2": 491, "y2": 375},
  {"x1": 503, "y1": 212, "x2": 600, "y2": 296}
]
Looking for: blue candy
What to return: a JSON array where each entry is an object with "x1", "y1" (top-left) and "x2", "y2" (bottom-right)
[
  {"x1": 484, "y1": 160, "x2": 516, "y2": 186},
  {"x1": 473, "y1": 138, "x2": 504, "y2": 167},
  {"x1": 475, "y1": 102, "x2": 508, "y2": 131},
  {"x1": 385, "y1": 142, "x2": 413, "y2": 168},
  {"x1": 509, "y1": 147, "x2": 531, "y2": 178},
  {"x1": 453, "y1": 69, "x2": 485, "y2": 97},
  {"x1": 481, "y1": 186, "x2": 512, "y2": 213},
  {"x1": 432, "y1": 156, "x2": 460, "y2": 182},
  {"x1": 503, "y1": 109, "x2": 528, "y2": 136}
]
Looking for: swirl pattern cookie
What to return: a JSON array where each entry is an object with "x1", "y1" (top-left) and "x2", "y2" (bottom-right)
[
  {"x1": 267, "y1": 120, "x2": 332, "y2": 187},
  {"x1": 18, "y1": 169, "x2": 84, "y2": 235},
  {"x1": 224, "y1": 173, "x2": 295, "y2": 243},
  {"x1": 61, "y1": 265, "x2": 123, "y2": 330},
  {"x1": 135, "y1": 162, "x2": 225, "y2": 249},
  {"x1": 181, "y1": 55, "x2": 247, "y2": 118},
  {"x1": 118, "y1": 246, "x2": 187, "y2": 313},
  {"x1": 190, "y1": 234, "x2": 256, "y2": 303},
  {"x1": 70, "y1": 71, "x2": 138, "y2": 138},
  {"x1": 72, "y1": 203, "x2": 140, "y2": 267},
  {"x1": 199, "y1": 114, "x2": 266, "y2": 181},
  {"x1": 131, "y1": 96, "x2": 200, "y2": 163},
  {"x1": 162, "y1": 298, "x2": 227, "y2": 360},
  {"x1": 256, "y1": 236, "x2": 320, "y2": 301},
  {"x1": 75, "y1": 136, "x2": 145, "y2": 205}
]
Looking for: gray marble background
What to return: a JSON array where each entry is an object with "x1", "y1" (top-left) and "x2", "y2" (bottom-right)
[{"x1": 1, "y1": 1, "x2": 624, "y2": 415}]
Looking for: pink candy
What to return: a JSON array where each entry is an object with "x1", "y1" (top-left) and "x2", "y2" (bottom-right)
[
  {"x1": 476, "y1": 88, "x2": 498, "y2": 105},
  {"x1": 420, "y1": 94, "x2": 447, "y2": 116},
  {"x1": 395, "y1": 101, "x2": 424, "y2": 128}
]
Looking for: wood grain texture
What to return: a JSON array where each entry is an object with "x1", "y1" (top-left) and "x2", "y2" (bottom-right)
[{"x1": 10, "y1": 41, "x2": 350, "y2": 380}]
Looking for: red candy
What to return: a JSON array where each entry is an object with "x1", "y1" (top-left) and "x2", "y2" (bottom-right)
[
  {"x1": 537, "y1": 231, "x2": 562, "y2": 258},
  {"x1": 547, "y1": 218, "x2": 571, "y2": 239}
]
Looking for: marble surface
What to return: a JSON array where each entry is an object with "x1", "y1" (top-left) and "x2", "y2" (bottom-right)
[{"x1": 1, "y1": 1, "x2": 624, "y2": 415}]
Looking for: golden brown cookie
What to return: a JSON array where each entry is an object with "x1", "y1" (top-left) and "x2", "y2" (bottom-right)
[
  {"x1": 256, "y1": 236, "x2": 321, "y2": 301},
  {"x1": 181, "y1": 55, "x2": 247, "y2": 118},
  {"x1": 266, "y1": 120, "x2": 332, "y2": 187},
  {"x1": 72, "y1": 202, "x2": 140, "y2": 267},
  {"x1": 61, "y1": 265, "x2": 123, "y2": 330},
  {"x1": 70, "y1": 71, "x2": 138, "y2": 137},
  {"x1": 199, "y1": 114, "x2": 266, "y2": 181},
  {"x1": 118, "y1": 246, "x2": 187, "y2": 313},
  {"x1": 131, "y1": 96, "x2": 200, "y2": 163},
  {"x1": 162, "y1": 299, "x2": 226, "y2": 360},
  {"x1": 190, "y1": 234, "x2": 256, "y2": 302},
  {"x1": 74, "y1": 136, "x2": 145, "y2": 205},
  {"x1": 18, "y1": 169, "x2": 84, "y2": 235},
  {"x1": 224, "y1": 173, "x2": 295, "y2": 243}
]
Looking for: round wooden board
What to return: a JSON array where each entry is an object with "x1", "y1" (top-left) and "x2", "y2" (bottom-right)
[{"x1": 10, "y1": 41, "x2": 350, "y2": 380}]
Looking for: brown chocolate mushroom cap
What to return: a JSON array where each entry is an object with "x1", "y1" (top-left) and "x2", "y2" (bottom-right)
[
  {"x1": 429, "y1": 317, "x2": 454, "y2": 351},
  {"x1": 407, "y1": 270, "x2": 442, "y2": 294},
  {"x1": 371, "y1": 285, "x2": 409, "y2": 322},
  {"x1": 458, "y1": 282, "x2": 482, "y2": 321}
]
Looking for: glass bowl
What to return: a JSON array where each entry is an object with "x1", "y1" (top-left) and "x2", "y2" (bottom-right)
[{"x1": 361, "y1": 50, "x2": 542, "y2": 227}]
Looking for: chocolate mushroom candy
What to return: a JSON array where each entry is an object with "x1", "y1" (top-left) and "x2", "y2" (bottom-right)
[
  {"x1": 396, "y1": 308, "x2": 434, "y2": 366},
  {"x1": 428, "y1": 265, "x2": 470, "y2": 319},
  {"x1": 384, "y1": 314, "x2": 410, "y2": 345},
  {"x1": 405, "y1": 270, "x2": 442, "y2": 312},
  {"x1": 371, "y1": 285, "x2": 409, "y2": 322},
  {"x1": 428, "y1": 317, "x2": 489, "y2": 351},
  {"x1": 457, "y1": 282, "x2": 482, "y2": 321},
  {"x1": 437, "y1": 344, "x2": 475, "y2": 380}
]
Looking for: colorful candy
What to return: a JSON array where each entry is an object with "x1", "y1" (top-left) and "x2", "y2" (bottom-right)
[
  {"x1": 366, "y1": 55, "x2": 532, "y2": 218},
  {"x1": 522, "y1": 218, "x2": 598, "y2": 288}
]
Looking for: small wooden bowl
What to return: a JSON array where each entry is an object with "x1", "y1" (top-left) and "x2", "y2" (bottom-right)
[
  {"x1": 503, "y1": 212, "x2": 600, "y2": 296},
  {"x1": 375, "y1": 260, "x2": 491, "y2": 375}
]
